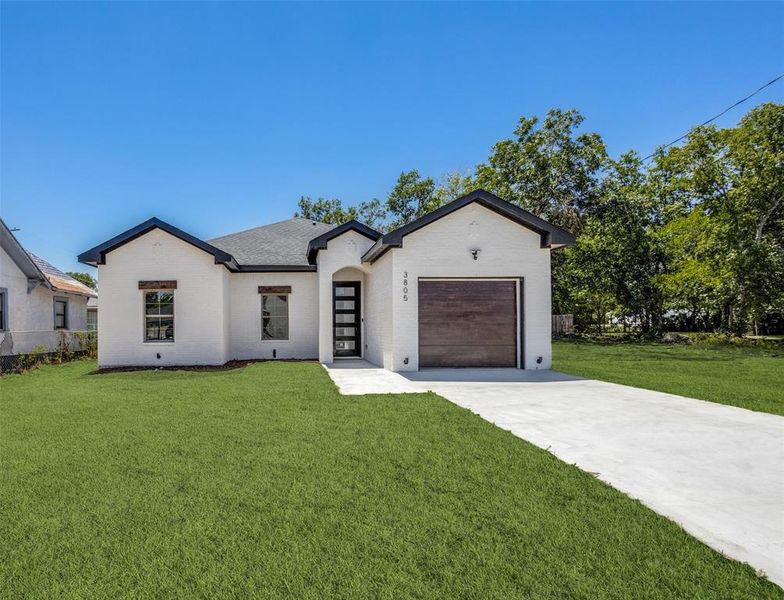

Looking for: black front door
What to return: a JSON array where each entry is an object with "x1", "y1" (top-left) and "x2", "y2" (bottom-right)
[{"x1": 333, "y1": 281, "x2": 361, "y2": 357}]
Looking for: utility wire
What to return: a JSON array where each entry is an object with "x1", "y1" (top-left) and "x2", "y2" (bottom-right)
[{"x1": 642, "y1": 73, "x2": 784, "y2": 161}]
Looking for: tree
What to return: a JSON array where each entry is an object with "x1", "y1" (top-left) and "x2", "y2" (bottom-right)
[
  {"x1": 354, "y1": 198, "x2": 387, "y2": 231},
  {"x1": 472, "y1": 109, "x2": 608, "y2": 320},
  {"x1": 386, "y1": 170, "x2": 437, "y2": 229},
  {"x1": 294, "y1": 196, "x2": 356, "y2": 225},
  {"x1": 474, "y1": 108, "x2": 608, "y2": 233},
  {"x1": 67, "y1": 271, "x2": 97, "y2": 290},
  {"x1": 650, "y1": 103, "x2": 784, "y2": 333},
  {"x1": 654, "y1": 209, "x2": 728, "y2": 331},
  {"x1": 564, "y1": 152, "x2": 665, "y2": 333},
  {"x1": 433, "y1": 171, "x2": 475, "y2": 205},
  {"x1": 294, "y1": 195, "x2": 388, "y2": 231},
  {"x1": 724, "y1": 103, "x2": 784, "y2": 332}
]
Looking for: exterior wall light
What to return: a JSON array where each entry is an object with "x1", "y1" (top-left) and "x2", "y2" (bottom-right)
[{"x1": 470, "y1": 249, "x2": 481, "y2": 260}]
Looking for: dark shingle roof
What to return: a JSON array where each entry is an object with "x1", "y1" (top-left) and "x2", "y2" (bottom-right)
[
  {"x1": 29, "y1": 253, "x2": 70, "y2": 279},
  {"x1": 208, "y1": 218, "x2": 334, "y2": 266}
]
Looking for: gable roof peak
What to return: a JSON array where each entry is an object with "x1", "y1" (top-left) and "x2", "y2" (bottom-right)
[
  {"x1": 78, "y1": 217, "x2": 235, "y2": 268},
  {"x1": 361, "y1": 188, "x2": 576, "y2": 263},
  {"x1": 306, "y1": 220, "x2": 382, "y2": 264}
]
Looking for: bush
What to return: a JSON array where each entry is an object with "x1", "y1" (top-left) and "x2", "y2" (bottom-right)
[
  {"x1": 685, "y1": 332, "x2": 784, "y2": 350},
  {"x1": 73, "y1": 331, "x2": 97, "y2": 359}
]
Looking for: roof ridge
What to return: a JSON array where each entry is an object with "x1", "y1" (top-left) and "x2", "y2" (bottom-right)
[{"x1": 208, "y1": 216, "x2": 331, "y2": 242}]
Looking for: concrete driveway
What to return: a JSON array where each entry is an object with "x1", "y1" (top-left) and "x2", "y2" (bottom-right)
[{"x1": 324, "y1": 361, "x2": 784, "y2": 587}]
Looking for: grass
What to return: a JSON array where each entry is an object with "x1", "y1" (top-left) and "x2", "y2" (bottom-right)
[
  {"x1": 1, "y1": 361, "x2": 781, "y2": 599},
  {"x1": 553, "y1": 340, "x2": 784, "y2": 416}
]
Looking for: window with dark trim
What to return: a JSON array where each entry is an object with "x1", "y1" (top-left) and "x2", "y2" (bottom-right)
[
  {"x1": 261, "y1": 293, "x2": 288, "y2": 340},
  {"x1": 144, "y1": 290, "x2": 174, "y2": 342},
  {"x1": 0, "y1": 288, "x2": 7, "y2": 331},
  {"x1": 54, "y1": 297, "x2": 68, "y2": 330}
]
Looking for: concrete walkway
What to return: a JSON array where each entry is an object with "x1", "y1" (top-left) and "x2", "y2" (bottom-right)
[{"x1": 324, "y1": 360, "x2": 784, "y2": 587}]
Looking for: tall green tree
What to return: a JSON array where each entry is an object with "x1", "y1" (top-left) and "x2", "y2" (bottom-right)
[
  {"x1": 474, "y1": 108, "x2": 608, "y2": 233},
  {"x1": 651, "y1": 103, "x2": 784, "y2": 332},
  {"x1": 385, "y1": 170, "x2": 437, "y2": 229},
  {"x1": 654, "y1": 209, "x2": 728, "y2": 330},
  {"x1": 725, "y1": 103, "x2": 784, "y2": 332},
  {"x1": 565, "y1": 152, "x2": 665, "y2": 333}
]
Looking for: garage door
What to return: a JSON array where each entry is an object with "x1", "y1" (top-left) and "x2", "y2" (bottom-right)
[{"x1": 418, "y1": 280, "x2": 518, "y2": 368}]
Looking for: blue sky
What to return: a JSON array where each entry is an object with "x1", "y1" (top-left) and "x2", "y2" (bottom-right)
[{"x1": 2, "y1": 1, "x2": 783, "y2": 274}]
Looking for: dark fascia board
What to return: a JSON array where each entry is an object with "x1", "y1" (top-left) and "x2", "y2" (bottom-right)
[
  {"x1": 361, "y1": 189, "x2": 576, "y2": 263},
  {"x1": 78, "y1": 217, "x2": 237, "y2": 269},
  {"x1": 0, "y1": 218, "x2": 51, "y2": 289},
  {"x1": 307, "y1": 220, "x2": 382, "y2": 265},
  {"x1": 236, "y1": 264, "x2": 317, "y2": 273}
]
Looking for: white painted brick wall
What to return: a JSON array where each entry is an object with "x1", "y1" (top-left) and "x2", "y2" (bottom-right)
[
  {"x1": 363, "y1": 251, "x2": 393, "y2": 369},
  {"x1": 97, "y1": 228, "x2": 229, "y2": 367},
  {"x1": 228, "y1": 272, "x2": 319, "y2": 360}
]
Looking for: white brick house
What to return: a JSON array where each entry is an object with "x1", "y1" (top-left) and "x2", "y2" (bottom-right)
[{"x1": 78, "y1": 190, "x2": 574, "y2": 371}]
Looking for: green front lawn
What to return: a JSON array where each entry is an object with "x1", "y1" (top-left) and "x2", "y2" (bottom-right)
[
  {"x1": 1, "y1": 361, "x2": 779, "y2": 598},
  {"x1": 553, "y1": 340, "x2": 784, "y2": 416}
]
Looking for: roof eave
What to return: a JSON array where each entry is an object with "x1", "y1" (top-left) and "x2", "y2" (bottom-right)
[
  {"x1": 1, "y1": 219, "x2": 49, "y2": 283},
  {"x1": 51, "y1": 286, "x2": 97, "y2": 298},
  {"x1": 78, "y1": 217, "x2": 237, "y2": 269},
  {"x1": 235, "y1": 264, "x2": 317, "y2": 273}
]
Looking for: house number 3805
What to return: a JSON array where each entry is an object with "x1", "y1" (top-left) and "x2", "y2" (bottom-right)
[{"x1": 402, "y1": 271, "x2": 409, "y2": 301}]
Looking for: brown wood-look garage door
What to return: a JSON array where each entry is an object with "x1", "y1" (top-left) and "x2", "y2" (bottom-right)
[{"x1": 418, "y1": 280, "x2": 517, "y2": 368}]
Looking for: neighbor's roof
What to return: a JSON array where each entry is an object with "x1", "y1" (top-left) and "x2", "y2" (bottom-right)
[
  {"x1": 1, "y1": 218, "x2": 47, "y2": 284},
  {"x1": 209, "y1": 218, "x2": 335, "y2": 267},
  {"x1": 28, "y1": 253, "x2": 97, "y2": 297},
  {"x1": 1, "y1": 218, "x2": 96, "y2": 297}
]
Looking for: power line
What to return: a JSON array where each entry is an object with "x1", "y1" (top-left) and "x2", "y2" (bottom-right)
[{"x1": 642, "y1": 73, "x2": 784, "y2": 161}]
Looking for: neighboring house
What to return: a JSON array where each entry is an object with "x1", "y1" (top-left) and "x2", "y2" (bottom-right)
[
  {"x1": 78, "y1": 190, "x2": 574, "y2": 371},
  {"x1": 87, "y1": 296, "x2": 98, "y2": 331},
  {"x1": 1, "y1": 219, "x2": 97, "y2": 356}
]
